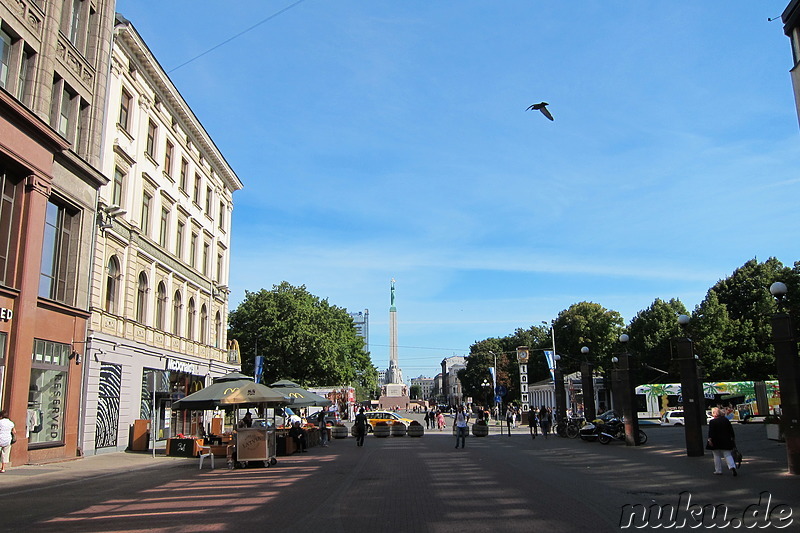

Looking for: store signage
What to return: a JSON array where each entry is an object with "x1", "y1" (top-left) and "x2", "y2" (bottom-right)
[
  {"x1": 166, "y1": 358, "x2": 198, "y2": 376},
  {"x1": 0, "y1": 307, "x2": 12, "y2": 321}
]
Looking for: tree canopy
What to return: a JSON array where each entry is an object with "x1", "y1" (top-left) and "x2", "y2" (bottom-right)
[
  {"x1": 227, "y1": 282, "x2": 377, "y2": 391},
  {"x1": 463, "y1": 257, "x2": 800, "y2": 404}
]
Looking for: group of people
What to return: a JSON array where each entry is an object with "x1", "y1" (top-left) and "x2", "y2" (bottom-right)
[
  {"x1": 423, "y1": 409, "x2": 447, "y2": 430},
  {"x1": 527, "y1": 406, "x2": 554, "y2": 439}
]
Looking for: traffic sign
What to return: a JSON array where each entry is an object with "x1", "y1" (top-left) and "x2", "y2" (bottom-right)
[{"x1": 495, "y1": 384, "x2": 507, "y2": 397}]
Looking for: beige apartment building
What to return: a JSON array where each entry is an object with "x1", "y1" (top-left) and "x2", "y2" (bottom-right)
[{"x1": 80, "y1": 14, "x2": 243, "y2": 454}]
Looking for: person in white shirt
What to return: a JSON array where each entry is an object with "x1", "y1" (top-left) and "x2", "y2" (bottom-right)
[
  {"x1": 454, "y1": 406, "x2": 469, "y2": 449},
  {"x1": 0, "y1": 410, "x2": 16, "y2": 473}
]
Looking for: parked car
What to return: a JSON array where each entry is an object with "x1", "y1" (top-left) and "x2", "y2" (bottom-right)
[
  {"x1": 363, "y1": 411, "x2": 413, "y2": 431},
  {"x1": 661, "y1": 410, "x2": 685, "y2": 426}
]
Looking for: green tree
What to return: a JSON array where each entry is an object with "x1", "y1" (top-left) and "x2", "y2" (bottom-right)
[
  {"x1": 459, "y1": 325, "x2": 552, "y2": 407},
  {"x1": 626, "y1": 298, "x2": 688, "y2": 381},
  {"x1": 410, "y1": 384, "x2": 421, "y2": 400},
  {"x1": 552, "y1": 302, "x2": 624, "y2": 374},
  {"x1": 227, "y1": 282, "x2": 377, "y2": 390},
  {"x1": 692, "y1": 258, "x2": 794, "y2": 381}
]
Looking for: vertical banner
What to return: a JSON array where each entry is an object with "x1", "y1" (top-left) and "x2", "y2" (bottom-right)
[
  {"x1": 254, "y1": 355, "x2": 264, "y2": 384},
  {"x1": 544, "y1": 351, "x2": 555, "y2": 380}
]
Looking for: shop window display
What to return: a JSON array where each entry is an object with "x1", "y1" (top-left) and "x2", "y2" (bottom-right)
[{"x1": 29, "y1": 339, "x2": 70, "y2": 445}]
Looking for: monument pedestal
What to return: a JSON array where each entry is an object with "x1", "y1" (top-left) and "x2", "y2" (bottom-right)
[
  {"x1": 378, "y1": 394, "x2": 411, "y2": 411},
  {"x1": 379, "y1": 383, "x2": 410, "y2": 410}
]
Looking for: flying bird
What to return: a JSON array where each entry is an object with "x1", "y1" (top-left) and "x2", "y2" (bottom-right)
[{"x1": 527, "y1": 102, "x2": 554, "y2": 121}]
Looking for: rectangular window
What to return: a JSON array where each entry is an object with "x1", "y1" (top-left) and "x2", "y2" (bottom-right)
[
  {"x1": 159, "y1": 206, "x2": 169, "y2": 247},
  {"x1": 58, "y1": 86, "x2": 72, "y2": 137},
  {"x1": 112, "y1": 167, "x2": 124, "y2": 207},
  {"x1": 141, "y1": 191, "x2": 152, "y2": 235},
  {"x1": 39, "y1": 200, "x2": 78, "y2": 304},
  {"x1": 0, "y1": 170, "x2": 19, "y2": 286},
  {"x1": 118, "y1": 89, "x2": 131, "y2": 131},
  {"x1": 190, "y1": 232, "x2": 197, "y2": 268},
  {"x1": 164, "y1": 140, "x2": 174, "y2": 177},
  {"x1": 0, "y1": 29, "x2": 11, "y2": 89},
  {"x1": 202, "y1": 242, "x2": 209, "y2": 275},
  {"x1": 69, "y1": 0, "x2": 83, "y2": 45},
  {"x1": 16, "y1": 47, "x2": 32, "y2": 104},
  {"x1": 193, "y1": 173, "x2": 201, "y2": 204},
  {"x1": 216, "y1": 252, "x2": 223, "y2": 281},
  {"x1": 29, "y1": 339, "x2": 70, "y2": 446},
  {"x1": 179, "y1": 158, "x2": 188, "y2": 191},
  {"x1": 205, "y1": 186, "x2": 212, "y2": 215},
  {"x1": 176, "y1": 220, "x2": 185, "y2": 258},
  {"x1": 218, "y1": 201, "x2": 225, "y2": 230},
  {"x1": 146, "y1": 119, "x2": 157, "y2": 158}
]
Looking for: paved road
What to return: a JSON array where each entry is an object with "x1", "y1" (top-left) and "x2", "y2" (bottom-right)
[{"x1": 0, "y1": 423, "x2": 797, "y2": 532}]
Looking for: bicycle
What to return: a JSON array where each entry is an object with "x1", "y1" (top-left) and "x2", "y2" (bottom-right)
[{"x1": 556, "y1": 417, "x2": 585, "y2": 439}]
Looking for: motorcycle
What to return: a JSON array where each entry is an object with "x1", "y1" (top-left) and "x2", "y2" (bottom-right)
[
  {"x1": 579, "y1": 419, "x2": 602, "y2": 441},
  {"x1": 597, "y1": 417, "x2": 648, "y2": 445}
]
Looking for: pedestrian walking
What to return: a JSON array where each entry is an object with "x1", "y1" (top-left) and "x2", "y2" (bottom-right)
[
  {"x1": 528, "y1": 409, "x2": 538, "y2": 439},
  {"x1": 437, "y1": 411, "x2": 445, "y2": 430},
  {"x1": 354, "y1": 407, "x2": 367, "y2": 447},
  {"x1": 505, "y1": 405, "x2": 515, "y2": 436},
  {"x1": 539, "y1": 406, "x2": 551, "y2": 438},
  {"x1": 0, "y1": 409, "x2": 17, "y2": 473},
  {"x1": 454, "y1": 406, "x2": 469, "y2": 449},
  {"x1": 317, "y1": 409, "x2": 329, "y2": 447},
  {"x1": 707, "y1": 407, "x2": 737, "y2": 476}
]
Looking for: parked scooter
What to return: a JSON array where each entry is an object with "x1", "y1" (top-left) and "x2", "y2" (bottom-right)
[
  {"x1": 597, "y1": 417, "x2": 648, "y2": 445},
  {"x1": 579, "y1": 420, "x2": 602, "y2": 441}
]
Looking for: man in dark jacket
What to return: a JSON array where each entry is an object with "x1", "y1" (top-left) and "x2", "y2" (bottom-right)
[{"x1": 707, "y1": 407, "x2": 737, "y2": 476}]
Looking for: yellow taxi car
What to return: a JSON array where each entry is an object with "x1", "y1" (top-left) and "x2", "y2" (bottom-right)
[{"x1": 364, "y1": 411, "x2": 413, "y2": 432}]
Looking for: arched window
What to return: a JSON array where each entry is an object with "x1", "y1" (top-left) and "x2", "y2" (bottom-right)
[
  {"x1": 187, "y1": 298, "x2": 196, "y2": 341},
  {"x1": 105, "y1": 255, "x2": 120, "y2": 313},
  {"x1": 172, "y1": 290, "x2": 182, "y2": 335},
  {"x1": 214, "y1": 311, "x2": 222, "y2": 349},
  {"x1": 135, "y1": 272, "x2": 148, "y2": 323},
  {"x1": 155, "y1": 282, "x2": 167, "y2": 331},
  {"x1": 200, "y1": 304, "x2": 208, "y2": 344}
]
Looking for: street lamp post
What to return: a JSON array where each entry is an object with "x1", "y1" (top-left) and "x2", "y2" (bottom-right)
[
  {"x1": 553, "y1": 355, "x2": 567, "y2": 424},
  {"x1": 610, "y1": 356, "x2": 622, "y2": 413},
  {"x1": 580, "y1": 346, "x2": 596, "y2": 422},
  {"x1": 618, "y1": 334, "x2": 641, "y2": 446},
  {"x1": 482, "y1": 378, "x2": 491, "y2": 416},
  {"x1": 768, "y1": 282, "x2": 800, "y2": 475},
  {"x1": 672, "y1": 315, "x2": 705, "y2": 457}
]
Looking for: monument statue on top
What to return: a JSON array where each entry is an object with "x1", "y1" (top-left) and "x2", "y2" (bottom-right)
[{"x1": 380, "y1": 278, "x2": 410, "y2": 410}]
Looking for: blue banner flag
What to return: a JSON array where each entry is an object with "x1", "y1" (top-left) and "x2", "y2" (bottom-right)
[{"x1": 544, "y1": 351, "x2": 555, "y2": 381}]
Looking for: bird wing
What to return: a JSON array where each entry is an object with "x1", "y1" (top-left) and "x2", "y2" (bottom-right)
[{"x1": 539, "y1": 106, "x2": 554, "y2": 121}]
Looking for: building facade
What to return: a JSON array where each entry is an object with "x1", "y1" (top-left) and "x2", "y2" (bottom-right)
[
  {"x1": 0, "y1": 0, "x2": 115, "y2": 464},
  {"x1": 79, "y1": 15, "x2": 243, "y2": 454},
  {"x1": 783, "y1": 1, "x2": 800, "y2": 127},
  {"x1": 410, "y1": 375, "x2": 434, "y2": 400},
  {"x1": 348, "y1": 309, "x2": 368, "y2": 350},
  {"x1": 440, "y1": 356, "x2": 466, "y2": 407}
]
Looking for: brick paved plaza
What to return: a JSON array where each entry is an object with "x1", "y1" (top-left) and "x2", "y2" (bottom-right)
[{"x1": 0, "y1": 423, "x2": 797, "y2": 532}]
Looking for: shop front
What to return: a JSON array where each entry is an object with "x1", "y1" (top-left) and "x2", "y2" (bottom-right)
[{"x1": 81, "y1": 332, "x2": 238, "y2": 455}]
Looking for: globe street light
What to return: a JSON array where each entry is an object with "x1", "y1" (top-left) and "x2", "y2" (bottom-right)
[
  {"x1": 671, "y1": 314, "x2": 704, "y2": 456},
  {"x1": 769, "y1": 281, "x2": 800, "y2": 474},
  {"x1": 580, "y1": 346, "x2": 596, "y2": 422}
]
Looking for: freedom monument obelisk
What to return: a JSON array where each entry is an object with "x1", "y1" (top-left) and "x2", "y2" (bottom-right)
[{"x1": 380, "y1": 278, "x2": 409, "y2": 409}]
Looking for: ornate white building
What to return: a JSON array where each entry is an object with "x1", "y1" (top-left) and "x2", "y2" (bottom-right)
[{"x1": 80, "y1": 15, "x2": 243, "y2": 454}]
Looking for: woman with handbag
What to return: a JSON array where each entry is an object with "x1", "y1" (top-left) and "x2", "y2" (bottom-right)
[
  {"x1": 706, "y1": 407, "x2": 737, "y2": 476},
  {"x1": 0, "y1": 409, "x2": 17, "y2": 473}
]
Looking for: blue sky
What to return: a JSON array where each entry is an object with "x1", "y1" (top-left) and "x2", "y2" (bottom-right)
[{"x1": 117, "y1": 1, "x2": 800, "y2": 378}]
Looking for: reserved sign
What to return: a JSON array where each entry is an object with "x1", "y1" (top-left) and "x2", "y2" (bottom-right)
[{"x1": 0, "y1": 307, "x2": 11, "y2": 321}]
